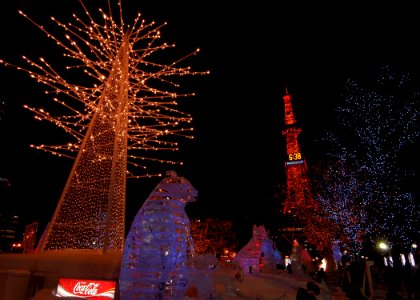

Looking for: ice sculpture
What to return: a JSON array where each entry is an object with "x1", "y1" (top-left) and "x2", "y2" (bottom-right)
[
  {"x1": 332, "y1": 240, "x2": 343, "y2": 270},
  {"x1": 233, "y1": 225, "x2": 273, "y2": 274},
  {"x1": 260, "y1": 236, "x2": 278, "y2": 272},
  {"x1": 273, "y1": 248, "x2": 284, "y2": 267},
  {"x1": 119, "y1": 170, "x2": 197, "y2": 300}
]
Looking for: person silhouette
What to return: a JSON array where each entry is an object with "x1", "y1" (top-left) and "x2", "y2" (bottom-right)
[
  {"x1": 316, "y1": 267, "x2": 326, "y2": 283},
  {"x1": 286, "y1": 263, "x2": 292, "y2": 274}
]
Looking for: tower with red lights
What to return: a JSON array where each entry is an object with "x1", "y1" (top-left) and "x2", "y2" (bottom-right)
[{"x1": 281, "y1": 90, "x2": 316, "y2": 218}]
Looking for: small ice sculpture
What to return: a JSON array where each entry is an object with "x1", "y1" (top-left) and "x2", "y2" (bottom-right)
[
  {"x1": 273, "y1": 248, "x2": 284, "y2": 267},
  {"x1": 233, "y1": 225, "x2": 269, "y2": 274},
  {"x1": 332, "y1": 240, "x2": 343, "y2": 270},
  {"x1": 119, "y1": 170, "x2": 198, "y2": 300},
  {"x1": 260, "y1": 236, "x2": 277, "y2": 272}
]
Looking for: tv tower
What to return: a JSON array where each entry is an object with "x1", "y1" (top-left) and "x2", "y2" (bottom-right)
[{"x1": 281, "y1": 89, "x2": 317, "y2": 219}]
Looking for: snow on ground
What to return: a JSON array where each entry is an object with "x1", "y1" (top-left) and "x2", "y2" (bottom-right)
[
  {"x1": 0, "y1": 252, "x2": 349, "y2": 300},
  {"x1": 210, "y1": 264, "x2": 349, "y2": 300}
]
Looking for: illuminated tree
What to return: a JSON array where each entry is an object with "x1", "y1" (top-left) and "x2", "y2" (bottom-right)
[
  {"x1": 317, "y1": 65, "x2": 419, "y2": 252},
  {"x1": 0, "y1": 0, "x2": 207, "y2": 252},
  {"x1": 311, "y1": 146, "x2": 367, "y2": 253},
  {"x1": 190, "y1": 218, "x2": 238, "y2": 256}
]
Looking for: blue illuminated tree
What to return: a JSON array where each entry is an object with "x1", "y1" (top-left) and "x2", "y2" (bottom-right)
[
  {"x1": 312, "y1": 145, "x2": 368, "y2": 253},
  {"x1": 316, "y1": 65, "x2": 419, "y2": 252}
]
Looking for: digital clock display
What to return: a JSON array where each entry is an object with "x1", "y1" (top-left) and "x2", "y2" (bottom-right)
[{"x1": 288, "y1": 152, "x2": 302, "y2": 161}]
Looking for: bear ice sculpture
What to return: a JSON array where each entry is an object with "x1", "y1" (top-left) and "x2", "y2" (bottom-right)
[{"x1": 119, "y1": 170, "x2": 197, "y2": 300}]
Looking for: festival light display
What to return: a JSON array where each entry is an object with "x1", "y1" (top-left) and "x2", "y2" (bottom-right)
[{"x1": 0, "y1": 0, "x2": 207, "y2": 252}]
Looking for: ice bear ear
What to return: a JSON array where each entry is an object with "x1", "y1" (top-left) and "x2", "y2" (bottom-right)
[{"x1": 166, "y1": 170, "x2": 177, "y2": 177}]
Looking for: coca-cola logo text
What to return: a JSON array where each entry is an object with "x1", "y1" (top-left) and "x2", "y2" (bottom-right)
[
  {"x1": 56, "y1": 277, "x2": 115, "y2": 299},
  {"x1": 73, "y1": 282, "x2": 100, "y2": 296}
]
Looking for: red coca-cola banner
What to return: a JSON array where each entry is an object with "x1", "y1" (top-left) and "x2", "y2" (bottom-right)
[{"x1": 55, "y1": 278, "x2": 115, "y2": 299}]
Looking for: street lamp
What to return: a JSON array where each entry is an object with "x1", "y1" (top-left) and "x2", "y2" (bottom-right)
[
  {"x1": 378, "y1": 241, "x2": 392, "y2": 267},
  {"x1": 378, "y1": 242, "x2": 388, "y2": 251}
]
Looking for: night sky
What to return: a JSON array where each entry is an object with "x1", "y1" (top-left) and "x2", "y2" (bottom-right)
[{"x1": 0, "y1": 1, "x2": 419, "y2": 233}]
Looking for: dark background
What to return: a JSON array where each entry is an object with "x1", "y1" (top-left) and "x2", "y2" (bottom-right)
[{"x1": 0, "y1": 1, "x2": 419, "y2": 237}]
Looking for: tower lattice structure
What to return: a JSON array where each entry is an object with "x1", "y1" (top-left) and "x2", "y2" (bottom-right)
[{"x1": 281, "y1": 91, "x2": 317, "y2": 218}]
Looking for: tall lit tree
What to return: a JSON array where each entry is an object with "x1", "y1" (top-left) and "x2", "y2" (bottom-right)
[
  {"x1": 316, "y1": 65, "x2": 419, "y2": 252},
  {"x1": 0, "y1": 0, "x2": 208, "y2": 252},
  {"x1": 311, "y1": 144, "x2": 368, "y2": 253}
]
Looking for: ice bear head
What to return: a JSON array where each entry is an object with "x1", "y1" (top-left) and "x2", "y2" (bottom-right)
[{"x1": 151, "y1": 170, "x2": 198, "y2": 204}]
